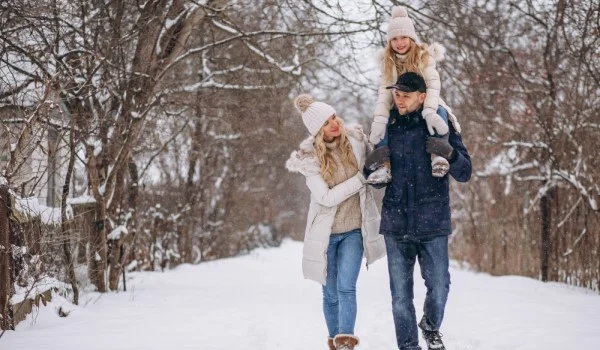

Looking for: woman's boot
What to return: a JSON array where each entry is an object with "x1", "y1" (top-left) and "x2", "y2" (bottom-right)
[
  {"x1": 333, "y1": 334, "x2": 360, "y2": 350},
  {"x1": 328, "y1": 338, "x2": 335, "y2": 350}
]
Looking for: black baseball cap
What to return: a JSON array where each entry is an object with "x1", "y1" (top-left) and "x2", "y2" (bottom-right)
[{"x1": 385, "y1": 72, "x2": 427, "y2": 93}]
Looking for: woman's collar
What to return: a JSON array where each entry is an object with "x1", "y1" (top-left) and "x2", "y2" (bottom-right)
[{"x1": 324, "y1": 138, "x2": 339, "y2": 149}]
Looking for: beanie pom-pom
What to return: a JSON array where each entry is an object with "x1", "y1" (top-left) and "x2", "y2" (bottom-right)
[
  {"x1": 391, "y1": 6, "x2": 408, "y2": 18},
  {"x1": 294, "y1": 94, "x2": 314, "y2": 113}
]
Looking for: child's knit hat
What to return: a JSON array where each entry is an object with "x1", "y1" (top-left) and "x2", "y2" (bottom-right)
[
  {"x1": 294, "y1": 94, "x2": 336, "y2": 136},
  {"x1": 386, "y1": 6, "x2": 418, "y2": 43}
]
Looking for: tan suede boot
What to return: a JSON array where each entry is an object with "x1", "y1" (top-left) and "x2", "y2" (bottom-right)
[
  {"x1": 333, "y1": 334, "x2": 360, "y2": 350},
  {"x1": 328, "y1": 338, "x2": 335, "y2": 350}
]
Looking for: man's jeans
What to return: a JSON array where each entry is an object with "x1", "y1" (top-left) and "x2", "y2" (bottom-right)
[
  {"x1": 384, "y1": 234, "x2": 451, "y2": 350},
  {"x1": 322, "y1": 229, "x2": 364, "y2": 337}
]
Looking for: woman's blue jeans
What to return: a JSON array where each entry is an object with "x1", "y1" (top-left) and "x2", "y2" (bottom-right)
[{"x1": 322, "y1": 229, "x2": 364, "y2": 337}]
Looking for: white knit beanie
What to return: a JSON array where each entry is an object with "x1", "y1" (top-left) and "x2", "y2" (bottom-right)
[
  {"x1": 294, "y1": 94, "x2": 336, "y2": 136},
  {"x1": 386, "y1": 6, "x2": 418, "y2": 43}
]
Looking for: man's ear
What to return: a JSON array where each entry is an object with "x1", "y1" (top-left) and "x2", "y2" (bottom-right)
[{"x1": 418, "y1": 92, "x2": 427, "y2": 104}]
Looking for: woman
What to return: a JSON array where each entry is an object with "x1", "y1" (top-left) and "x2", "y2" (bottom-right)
[{"x1": 286, "y1": 94, "x2": 386, "y2": 350}]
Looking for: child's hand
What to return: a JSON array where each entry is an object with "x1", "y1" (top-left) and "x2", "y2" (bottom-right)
[
  {"x1": 369, "y1": 115, "x2": 388, "y2": 144},
  {"x1": 422, "y1": 110, "x2": 449, "y2": 136}
]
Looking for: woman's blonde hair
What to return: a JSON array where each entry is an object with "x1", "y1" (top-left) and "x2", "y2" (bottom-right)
[
  {"x1": 314, "y1": 117, "x2": 358, "y2": 186},
  {"x1": 382, "y1": 39, "x2": 430, "y2": 84}
]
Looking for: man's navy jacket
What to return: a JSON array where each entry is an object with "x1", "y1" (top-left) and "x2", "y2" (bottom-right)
[{"x1": 380, "y1": 107, "x2": 471, "y2": 240}]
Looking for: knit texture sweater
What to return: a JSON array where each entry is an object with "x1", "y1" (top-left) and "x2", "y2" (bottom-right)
[{"x1": 325, "y1": 139, "x2": 362, "y2": 234}]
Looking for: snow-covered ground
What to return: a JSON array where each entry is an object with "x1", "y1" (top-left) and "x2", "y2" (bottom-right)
[{"x1": 3, "y1": 240, "x2": 600, "y2": 350}]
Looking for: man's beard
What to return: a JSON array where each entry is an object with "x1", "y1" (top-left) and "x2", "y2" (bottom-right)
[{"x1": 397, "y1": 105, "x2": 421, "y2": 116}]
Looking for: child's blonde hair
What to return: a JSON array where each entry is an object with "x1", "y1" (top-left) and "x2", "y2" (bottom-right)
[
  {"x1": 314, "y1": 117, "x2": 357, "y2": 186},
  {"x1": 382, "y1": 39, "x2": 430, "y2": 84}
]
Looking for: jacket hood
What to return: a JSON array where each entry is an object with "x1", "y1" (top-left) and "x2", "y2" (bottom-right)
[
  {"x1": 425, "y1": 42, "x2": 446, "y2": 62},
  {"x1": 285, "y1": 124, "x2": 366, "y2": 176}
]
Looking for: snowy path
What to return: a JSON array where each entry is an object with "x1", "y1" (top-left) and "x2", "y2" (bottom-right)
[{"x1": 3, "y1": 240, "x2": 600, "y2": 350}]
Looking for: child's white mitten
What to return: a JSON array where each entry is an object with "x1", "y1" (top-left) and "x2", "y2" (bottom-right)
[
  {"x1": 369, "y1": 115, "x2": 389, "y2": 145},
  {"x1": 422, "y1": 109, "x2": 449, "y2": 136}
]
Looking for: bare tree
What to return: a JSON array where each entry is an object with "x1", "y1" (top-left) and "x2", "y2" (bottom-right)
[
  {"x1": 1, "y1": 0, "x2": 358, "y2": 294},
  {"x1": 407, "y1": 0, "x2": 600, "y2": 288}
]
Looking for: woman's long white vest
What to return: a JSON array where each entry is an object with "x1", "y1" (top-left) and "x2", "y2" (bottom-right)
[{"x1": 285, "y1": 124, "x2": 386, "y2": 285}]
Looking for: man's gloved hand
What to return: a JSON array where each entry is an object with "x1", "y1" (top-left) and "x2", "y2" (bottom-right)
[
  {"x1": 365, "y1": 146, "x2": 390, "y2": 172},
  {"x1": 426, "y1": 136, "x2": 454, "y2": 160},
  {"x1": 422, "y1": 109, "x2": 449, "y2": 136},
  {"x1": 368, "y1": 115, "x2": 389, "y2": 145}
]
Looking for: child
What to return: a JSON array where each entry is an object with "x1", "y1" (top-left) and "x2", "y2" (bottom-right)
[{"x1": 367, "y1": 6, "x2": 460, "y2": 184}]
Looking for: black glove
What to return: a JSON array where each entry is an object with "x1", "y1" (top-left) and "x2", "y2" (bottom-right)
[
  {"x1": 365, "y1": 146, "x2": 390, "y2": 171},
  {"x1": 426, "y1": 135, "x2": 454, "y2": 160},
  {"x1": 369, "y1": 181, "x2": 389, "y2": 190}
]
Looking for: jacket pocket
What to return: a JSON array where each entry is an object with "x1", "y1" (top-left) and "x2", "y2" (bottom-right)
[
  {"x1": 415, "y1": 200, "x2": 451, "y2": 233},
  {"x1": 417, "y1": 194, "x2": 449, "y2": 204},
  {"x1": 306, "y1": 202, "x2": 333, "y2": 232},
  {"x1": 380, "y1": 201, "x2": 406, "y2": 232},
  {"x1": 415, "y1": 177, "x2": 449, "y2": 203},
  {"x1": 312, "y1": 208, "x2": 334, "y2": 227},
  {"x1": 303, "y1": 239, "x2": 326, "y2": 262},
  {"x1": 364, "y1": 217, "x2": 381, "y2": 240}
]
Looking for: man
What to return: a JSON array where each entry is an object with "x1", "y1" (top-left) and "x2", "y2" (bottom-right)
[{"x1": 366, "y1": 72, "x2": 471, "y2": 350}]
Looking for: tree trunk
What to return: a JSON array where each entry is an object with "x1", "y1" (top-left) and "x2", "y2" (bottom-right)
[
  {"x1": 0, "y1": 184, "x2": 12, "y2": 330},
  {"x1": 89, "y1": 204, "x2": 107, "y2": 293},
  {"x1": 86, "y1": 146, "x2": 108, "y2": 292},
  {"x1": 122, "y1": 160, "x2": 139, "y2": 290},
  {"x1": 182, "y1": 120, "x2": 202, "y2": 263},
  {"x1": 108, "y1": 167, "x2": 127, "y2": 291},
  {"x1": 540, "y1": 188, "x2": 552, "y2": 282},
  {"x1": 61, "y1": 127, "x2": 79, "y2": 304},
  {"x1": 108, "y1": 239, "x2": 122, "y2": 291},
  {"x1": 522, "y1": 191, "x2": 531, "y2": 275}
]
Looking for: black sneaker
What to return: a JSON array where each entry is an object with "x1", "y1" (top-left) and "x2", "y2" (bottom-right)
[{"x1": 422, "y1": 330, "x2": 445, "y2": 350}]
